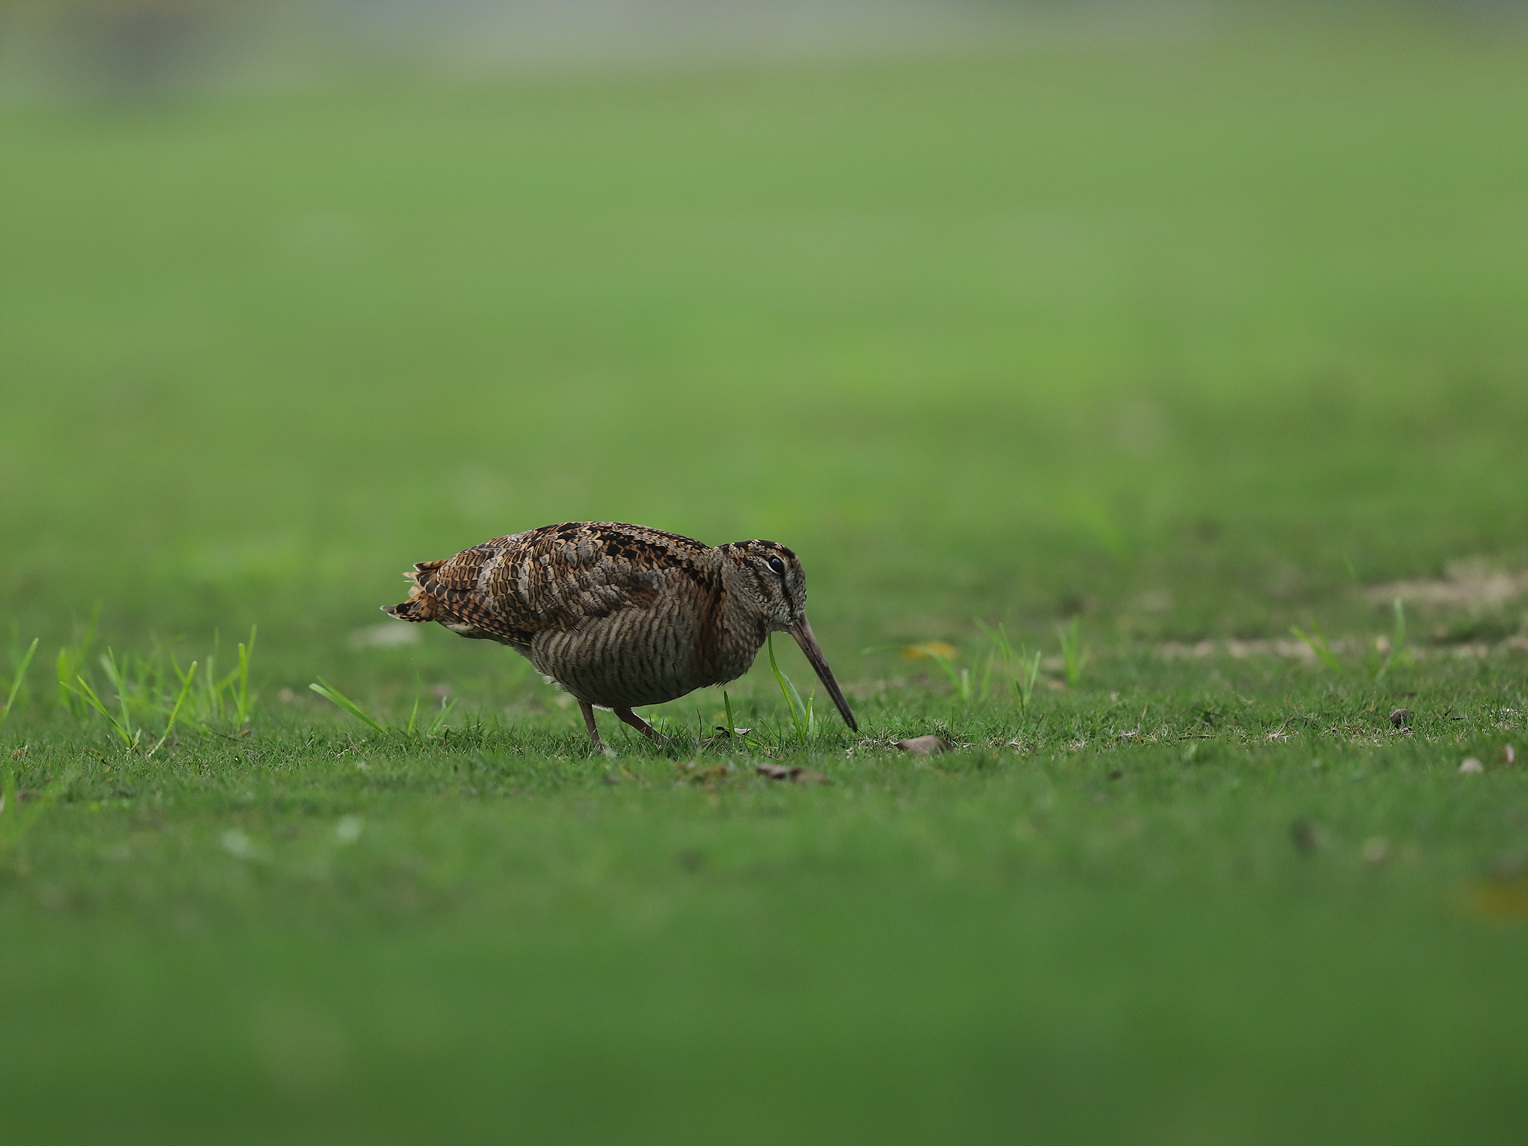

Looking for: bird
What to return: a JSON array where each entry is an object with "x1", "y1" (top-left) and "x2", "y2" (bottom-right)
[{"x1": 381, "y1": 521, "x2": 857, "y2": 748}]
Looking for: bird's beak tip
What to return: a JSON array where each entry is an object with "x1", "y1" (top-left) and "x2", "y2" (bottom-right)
[{"x1": 787, "y1": 618, "x2": 857, "y2": 733}]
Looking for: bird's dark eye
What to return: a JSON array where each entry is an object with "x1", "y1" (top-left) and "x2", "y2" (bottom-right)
[{"x1": 767, "y1": 556, "x2": 786, "y2": 576}]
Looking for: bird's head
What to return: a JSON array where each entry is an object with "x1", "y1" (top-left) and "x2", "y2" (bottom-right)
[
  {"x1": 723, "y1": 539, "x2": 807, "y2": 631},
  {"x1": 721, "y1": 539, "x2": 857, "y2": 732}
]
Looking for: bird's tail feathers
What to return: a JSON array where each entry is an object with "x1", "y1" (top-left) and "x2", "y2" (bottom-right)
[{"x1": 381, "y1": 565, "x2": 444, "y2": 623}]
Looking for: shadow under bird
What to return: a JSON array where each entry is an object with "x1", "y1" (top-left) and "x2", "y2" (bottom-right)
[{"x1": 382, "y1": 522, "x2": 857, "y2": 747}]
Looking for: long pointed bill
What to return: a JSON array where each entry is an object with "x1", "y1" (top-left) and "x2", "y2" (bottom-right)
[{"x1": 789, "y1": 618, "x2": 858, "y2": 732}]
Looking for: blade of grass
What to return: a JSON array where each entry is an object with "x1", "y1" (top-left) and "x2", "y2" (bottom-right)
[
  {"x1": 1020, "y1": 649, "x2": 1042, "y2": 712},
  {"x1": 167, "y1": 655, "x2": 212, "y2": 735},
  {"x1": 55, "y1": 648, "x2": 75, "y2": 717},
  {"x1": 234, "y1": 625, "x2": 257, "y2": 727},
  {"x1": 975, "y1": 647, "x2": 995, "y2": 703},
  {"x1": 1373, "y1": 598, "x2": 1408, "y2": 681},
  {"x1": 766, "y1": 633, "x2": 811, "y2": 739},
  {"x1": 99, "y1": 649, "x2": 137, "y2": 743},
  {"x1": 309, "y1": 679, "x2": 388, "y2": 735},
  {"x1": 203, "y1": 630, "x2": 222, "y2": 724},
  {"x1": 148, "y1": 661, "x2": 196, "y2": 758},
  {"x1": 424, "y1": 697, "x2": 456, "y2": 737},
  {"x1": 54, "y1": 602, "x2": 102, "y2": 717},
  {"x1": 1, "y1": 638, "x2": 39, "y2": 729},
  {"x1": 406, "y1": 667, "x2": 424, "y2": 736},
  {"x1": 1292, "y1": 622, "x2": 1345, "y2": 673}
]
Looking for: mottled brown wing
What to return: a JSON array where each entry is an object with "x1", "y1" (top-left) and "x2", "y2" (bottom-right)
[
  {"x1": 403, "y1": 543, "x2": 530, "y2": 644},
  {"x1": 412, "y1": 522, "x2": 711, "y2": 645}
]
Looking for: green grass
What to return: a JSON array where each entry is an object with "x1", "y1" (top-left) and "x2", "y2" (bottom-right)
[{"x1": 2, "y1": 11, "x2": 1528, "y2": 1143}]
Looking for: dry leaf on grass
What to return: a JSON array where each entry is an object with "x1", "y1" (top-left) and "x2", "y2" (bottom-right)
[
  {"x1": 1465, "y1": 879, "x2": 1528, "y2": 922},
  {"x1": 901, "y1": 641, "x2": 956, "y2": 661},
  {"x1": 755, "y1": 763, "x2": 830, "y2": 784},
  {"x1": 675, "y1": 761, "x2": 733, "y2": 784},
  {"x1": 895, "y1": 736, "x2": 950, "y2": 756}
]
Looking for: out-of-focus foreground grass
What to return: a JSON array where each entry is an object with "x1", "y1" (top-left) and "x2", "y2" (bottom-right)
[{"x1": 2, "y1": 10, "x2": 1527, "y2": 1143}]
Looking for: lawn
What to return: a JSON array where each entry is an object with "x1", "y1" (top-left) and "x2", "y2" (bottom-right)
[{"x1": 2, "y1": 11, "x2": 1527, "y2": 1143}]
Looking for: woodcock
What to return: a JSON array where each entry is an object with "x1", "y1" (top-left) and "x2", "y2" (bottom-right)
[{"x1": 382, "y1": 522, "x2": 857, "y2": 747}]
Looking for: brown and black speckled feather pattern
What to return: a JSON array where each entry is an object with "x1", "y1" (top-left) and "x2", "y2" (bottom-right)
[{"x1": 383, "y1": 522, "x2": 789, "y2": 710}]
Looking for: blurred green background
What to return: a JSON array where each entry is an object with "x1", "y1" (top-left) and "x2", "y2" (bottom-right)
[
  {"x1": 4, "y1": 1, "x2": 1525, "y2": 687},
  {"x1": 3, "y1": 3, "x2": 1528, "y2": 1142}
]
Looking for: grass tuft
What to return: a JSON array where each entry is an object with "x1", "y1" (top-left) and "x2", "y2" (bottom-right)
[
  {"x1": 1367, "y1": 598, "x2": 1411, "y2": 681},
  {"x1": 980, "y1": 623, "x2": 1043, "y2": 714},
  {"x1": 1056, "y1": 617, "x2": 1090, "y2": 687}
]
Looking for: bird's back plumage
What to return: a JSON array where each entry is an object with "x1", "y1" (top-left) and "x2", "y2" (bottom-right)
[{"x1": 384, "y1": 522, "x2": 756, "y2": 708}]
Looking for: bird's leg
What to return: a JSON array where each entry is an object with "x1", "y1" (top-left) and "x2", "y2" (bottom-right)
[
  {"x1": 614, "y1": 707, "x2": 661, "y2": 741},
  {"x1": 578, "y1": 701, "x2": 604, "y2": 749}
]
